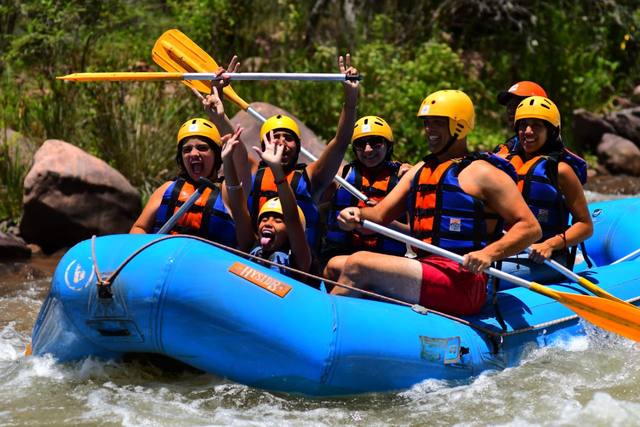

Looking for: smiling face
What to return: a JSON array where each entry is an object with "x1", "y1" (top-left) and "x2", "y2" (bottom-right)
[
  {"x1": 517, "y1": 118, "x2": 548, "y2": 155},
  {"x1": 266, "y1": 130, "x2": 299, "y2": 168},
  {"x1": 180, "y1": 137, "x2": 216, "y2": 181},
  {"x1": 353, "y1": 136, "x2": 388, "y2": 169},
  {"x1": 422, "y1": 116, "x2": 451, "y2": 153},
  {"x1": 257, "y1": 213, "x2": 288, "y2": 252}
]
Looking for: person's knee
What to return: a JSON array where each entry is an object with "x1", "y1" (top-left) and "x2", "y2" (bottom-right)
[
  {"x1": 323, "y1": 256, "x2": 344, "y2": 281},
  {"x1": 342, "y1": 252, "x2": 369, "y2": 282}
]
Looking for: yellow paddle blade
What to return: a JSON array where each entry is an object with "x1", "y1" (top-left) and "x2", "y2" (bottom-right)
[
  {"x1": 58, "y1": 72, "x2": 184, "y2": 82},
  {"x1": 577, "y1": 276, "x2": 632, "y2": 306},
  {"x1": 152, "y1": 29, "x2": 250, "y2": 110},
  {"x1": 530, "y1": 283, "x2": 640, "y2": 342}
]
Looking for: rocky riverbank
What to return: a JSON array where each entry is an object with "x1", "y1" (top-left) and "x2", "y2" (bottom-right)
[{"x1": 585, "y1": 174, "x2": 640, "y2": 195}]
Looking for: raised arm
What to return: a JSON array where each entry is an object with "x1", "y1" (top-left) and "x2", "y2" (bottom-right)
[
  {"x1": 221, "y1": 127, "x2": 255, "y2": 252},
  {"x1": 192, "y1": 56, "x2": 254, "y2": 194},
  {"x1": 306, "y1": 54, "x2": 359, "y2": 199},
  {"x1": 254, "y1": 132, "x2": 312, "y2": 272}
]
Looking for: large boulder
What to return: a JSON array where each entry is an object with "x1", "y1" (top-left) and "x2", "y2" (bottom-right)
[
  {"x1": 230, "y1": 102, "x2": 326, "y2": 162},
  {"x1": 572, "y1": 109, "x2": 616, "y2": 152},
  {"x1": 605, "y1": 106, "x2": 640, "y2": 145},
  {"x1": 20, "y1": 140, "x2": 141, "y2": 253},
  {"x1": 596, "y1": 133, "x2": 640, "y2": 176}
]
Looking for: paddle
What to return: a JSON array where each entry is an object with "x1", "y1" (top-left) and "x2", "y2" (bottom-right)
[
  {"x1": 361, "y1": 219, "x2": 640, "y2": 342},
  {"x1": 151, "y1": 29, "x2": 370, "y2": 203},
  {"x1": 157, "y1": 177, "x2": 216, "y2": 234},
  {"x1": 520, "y1": 246, "x2": 635, "y2": 306},
  {"x1": 58, "y1": 71, "x2": 362, "y2": 83},
  {"x1": 502, "y1": 231, "x2": 633, "y2": 307}
]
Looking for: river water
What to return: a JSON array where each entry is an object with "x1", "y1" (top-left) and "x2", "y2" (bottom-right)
[{"x1": 1, "y1": 191, "x2": 639, "y2": 426}]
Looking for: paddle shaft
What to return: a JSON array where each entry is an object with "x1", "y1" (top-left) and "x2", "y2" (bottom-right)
[
  {"x1": 59, "y1": 71, "x2": 360, "y2": 82},
  {"x1": 361, "y1": 220, "x2": 534, "y2": 290},
  {"x1": 157, "y1": 177, "x2": 216, "y2": 234}
]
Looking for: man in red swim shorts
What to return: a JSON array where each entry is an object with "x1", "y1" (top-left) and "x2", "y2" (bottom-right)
[{"x1": 327, "y1": 90, "x2": 541, "y2": 316}]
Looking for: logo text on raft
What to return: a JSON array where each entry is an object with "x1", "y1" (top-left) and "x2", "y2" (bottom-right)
[
  {"x1": 228, "y1": 262, "x2": 292, "y2": 297},
  {"x1": 64, "y1": 259, "x2": 95, "y2": 291}
]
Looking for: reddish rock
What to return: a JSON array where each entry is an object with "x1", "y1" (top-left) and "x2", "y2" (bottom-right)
[
  {"x1": 596, "y1": 133, "x2": 640, "y2": 176},
  {"x1": 19, "y1": 140, "x2": 141, "y2": 253},
  {"x1": 230, "y1": 102, "x2": 328, "y2": 163}
]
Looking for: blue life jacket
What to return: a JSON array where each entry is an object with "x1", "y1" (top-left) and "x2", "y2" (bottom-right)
[
  {"x1": 324, "y1": 161, "x2": 406, "y2": 257},
  {"x1": 249, "y1": 163, "x2": 320, "y2": 249},
  {"x1": 408, "y1": 152, "x2": 517, "y2": 255},
  {"x1": 249, "y1": 246, "x2": 292, "y2": 276},
  {"x1": 152, "y1": 177, "x2": 237, "y2": 247}
]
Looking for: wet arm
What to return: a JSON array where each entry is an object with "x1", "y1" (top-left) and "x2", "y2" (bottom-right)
[{"x1": 307, "y1": 58, "x2": 359, "y2": 199}]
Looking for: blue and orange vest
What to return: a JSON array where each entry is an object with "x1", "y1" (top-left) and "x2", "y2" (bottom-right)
[
  {"x1": 498, "y1": 147, "x2": 587, "y2": 242},
  {"x1": 325, "y1": 161, "x2": 406, "y2": 256},
  {"x1": 152, "y1": 177, "x2": 236, "y2": 246},
  {"x1": 408, "y1": 153, "x2": 517, "y2": 255}
]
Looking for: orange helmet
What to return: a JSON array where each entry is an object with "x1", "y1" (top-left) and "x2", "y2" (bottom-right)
[{"x1": 498, "y1": 81, "x2": 548, "y2": 105}]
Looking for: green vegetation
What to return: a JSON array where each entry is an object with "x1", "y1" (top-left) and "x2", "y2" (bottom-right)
[{"x1": 1, "y1": 0, "x2": 638, "y2": 221}]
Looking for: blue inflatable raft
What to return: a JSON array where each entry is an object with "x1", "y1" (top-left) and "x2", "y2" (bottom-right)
[{"x1": 31, "y1": 198, "x2": 640, "y2": 396}]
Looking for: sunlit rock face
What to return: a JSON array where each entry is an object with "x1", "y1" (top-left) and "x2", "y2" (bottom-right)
[{"x1": 20, "y1": 139, "x2": 140, "y2": 253}]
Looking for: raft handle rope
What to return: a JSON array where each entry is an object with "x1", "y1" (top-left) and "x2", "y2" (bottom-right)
[{"x1": 91, "y1": 235, "x2": 112, "y2": 299}]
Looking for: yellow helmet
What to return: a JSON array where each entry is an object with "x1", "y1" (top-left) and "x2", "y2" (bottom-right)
[
  {"x1": 353, "y1": 116, "x2": 394, "y2": 143},
  {"x1": 259, "y1": 114, "x2": 302, "y2": 142},
  {"x1": 177, "y1": 118, "x2": 222, "y2": 147},
  {"x1": 258, "y1": 197, "x2": 306, "y2": 229},
  {"x1": 416, "y1": 90, "x2": 475, "y2": 139},
  {"x1": 514, "y1": 96, "x2": 561, "y2": 129}
]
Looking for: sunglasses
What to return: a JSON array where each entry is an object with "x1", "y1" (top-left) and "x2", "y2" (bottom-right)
[{"x1": 353, "y1": 137, "x2": 386, "y2": 151}]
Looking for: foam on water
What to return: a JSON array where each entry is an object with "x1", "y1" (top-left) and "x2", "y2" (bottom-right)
[{"x1": 1, "y1": 316, "x2": 640, "y2": 425}]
